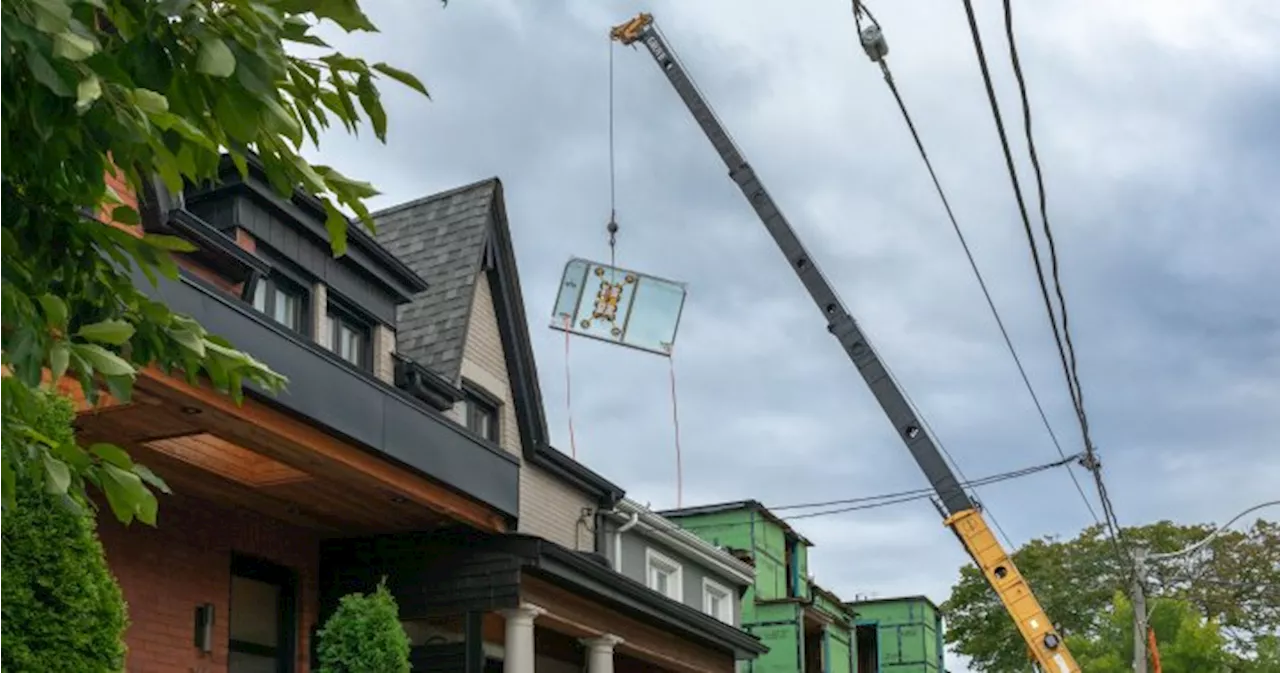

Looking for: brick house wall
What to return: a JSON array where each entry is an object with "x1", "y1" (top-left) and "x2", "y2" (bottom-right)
[
  {"x1": 459, "y1": 274, "x2": 595, "y2": 551},
  {"x1": 98, "y1": 494, "x2": 320, "y2": 673}
]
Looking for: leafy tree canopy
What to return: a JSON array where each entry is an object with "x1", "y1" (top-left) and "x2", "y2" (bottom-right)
[
  {"x1": 943, "y1": 520, "x2": 1280, "y2": 672},
  {"x1": 2, "y1": 0, "x2": 428, "y2": 523},
  {"x1": 1069, "y1": 592, "x2": 1232, "y2": 673}
]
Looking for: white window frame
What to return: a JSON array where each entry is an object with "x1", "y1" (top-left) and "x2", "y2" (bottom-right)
[
  {"x1": 645, "y1": 548, "x2": 683, "y2": 601},
  {"x1": 702, "y1": 577, "x2": 734, "y2": 623}
]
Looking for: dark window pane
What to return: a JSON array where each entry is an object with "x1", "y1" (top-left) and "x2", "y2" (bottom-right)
[
  {"x1": 230, "y1": 576, "x2": 280, "y2": 647},
  {"x1": 229, "y1": 651, "x2": 279, "y2": 673}
]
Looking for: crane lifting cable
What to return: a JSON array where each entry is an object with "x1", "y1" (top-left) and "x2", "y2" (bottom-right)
[{"x1": 548, "y1": 34, "x2": 690, "y2": 502}]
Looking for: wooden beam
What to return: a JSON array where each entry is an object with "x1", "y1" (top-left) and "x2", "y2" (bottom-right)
[{"x1": 135, "y1": 367, "x2": 508, "y2": 533}]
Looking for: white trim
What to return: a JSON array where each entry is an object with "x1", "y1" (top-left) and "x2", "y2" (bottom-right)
[
  {"x1": 644, "y1": 548, "x2": 683, "y2": 601},
  {"x1": 611, "y1": 499, "x2": 755, "y2": 585},
  {"x1": 702, "y1": 577, "x2": 734, "y2": 624}
]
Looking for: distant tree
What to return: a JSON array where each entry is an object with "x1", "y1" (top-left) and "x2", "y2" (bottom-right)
[
  {"x1": 316, "y1": 581, "x2": 411, "y2": 673},
  {"x1": 1069, "y1": 592, "x2": 1231, "y2": 673},
  {"x1": 2, "y1": 0, "x2": 430, "y2": 524},
  {"x1": 943, "y1": 521, "x2": 1280, "y2": 672},
  {"x1": 1, "y1": 391, "x2": 128, "y2": 671}
]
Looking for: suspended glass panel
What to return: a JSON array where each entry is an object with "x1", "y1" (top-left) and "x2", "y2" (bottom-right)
[{"x1": 550, "y1": 257, "x2": 687, "y2": 356}]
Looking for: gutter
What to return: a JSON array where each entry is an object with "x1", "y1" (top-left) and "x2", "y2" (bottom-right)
[
  {"x1": 612, "y1": 512, "x2": 640, "y2": 572},
  {"x1": 607, "y1": 499, "x2": 756, "y2": 585}
]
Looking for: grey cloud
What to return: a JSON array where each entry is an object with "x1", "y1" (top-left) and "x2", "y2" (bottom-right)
[{"x1": 312, "y1": 2, "x2": 1280, "y2": 670}]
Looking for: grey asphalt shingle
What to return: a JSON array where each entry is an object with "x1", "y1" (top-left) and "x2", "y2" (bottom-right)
[{"x1": 373, "y1": 178, "x2": 499, "y2": 384}]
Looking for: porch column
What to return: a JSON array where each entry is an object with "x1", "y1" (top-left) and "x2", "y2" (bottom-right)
[
  {"x1": 581, "y1": 634, "x2": 624, "y2": 673},
  {"x1": 500, "y1": 603, "x2": 545, "y2": 673}
]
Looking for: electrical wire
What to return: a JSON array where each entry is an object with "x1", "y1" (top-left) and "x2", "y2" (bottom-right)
[
  {"x1": 957, "y1": 0, "x2": 1135, "y2": 577},
  {"x1": 773, "y1": 451, "x2": 1083, "y2": 512},
  {"x1": 674, "y1": 452, "x2": 1084, "y2": 528},
  {"x1": 852, "y1": 2, "x2": 1101, "y2": 527}
]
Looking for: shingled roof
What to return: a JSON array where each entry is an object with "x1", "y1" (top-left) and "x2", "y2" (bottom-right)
[
  {"x1": 372, "y1": 178, "x2": 498, "y2": 384},
  {"x1": 374, "y1": 178, "x2": 625, "y2": 505}
]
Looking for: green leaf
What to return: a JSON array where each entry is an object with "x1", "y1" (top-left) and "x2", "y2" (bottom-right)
[
  {"x1": 133, "y1": 88, "x2": 170, "y2": 113},
  {"x1": 103, "y1": 373, "x2": 134, "y2": 403},
  {"x1": 72, "y1": 344, "x2": 136, "y2": 376},
  {"x1": 90, "y1": 443, "x2": 134, "y2": 469},
  {"x1": 77, "y1": 319, "x2": 136, "y2": 345},
  {"x1": 316, "y1": 165, "x2": 379, "y2": 199},
  {"x1": 196, "y1": 38, "x2": 236, "y2": 77},
  {"x1": 50, "y1": 341, "x2": 71, "y2": 380},
  {"x1": 356, "y1": 73, "x2": 386, "y2": 141},
  {"x1": 142, "y1": 233, "x2": 197, "y2": 252},
  {"x1": 170, "y1": 329, "x2": 207, "y2": 357},
  {"x1": 373, "y1": 62, "x2": 429, "y2": 97},
  {"x1": 111, "y1": 205, "x2": 140, "y2": 225},
  {"x1": 42, "y1": 451, "x2": 72, "y2": 495},
  {"x1": 76, "y1": 75, "x2": 101, "y2": 111},
  {"x1": 133, "y1": 464, "x2": 172, "y2": 494},
  {"x1": 322, "y1": 199, "x2": 350, "y2": 256},
  {"x1": 100, "y1": 463, "x2": 142, "y2": 524},
  {"x1": 33, "y1": 0, "x2": 72, "y2": 33},
  {"x1": 39, "y1": 294, "x2": 68, "y2": 328},
  {"x1": 27, "y1": 49, "x2": 73, "y2": 96},
  {"x1": 289, "y1": 0, "x2": 377, "y2": 32},
  {"x1": 53, "y1": 31, "x2": 97, "y2": 61}
]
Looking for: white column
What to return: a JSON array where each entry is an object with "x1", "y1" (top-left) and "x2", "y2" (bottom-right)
[
  {"x1": 500, "y1": 603, "x2": 545, "y2": 673},
  {"x1": 581, "y1": 634, "x2": 624, "y2": 673}
]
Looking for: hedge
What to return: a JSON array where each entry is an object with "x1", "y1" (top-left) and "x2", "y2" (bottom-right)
[{"x1": 1, "y1": 392, "x2": 129, "y2": 672}]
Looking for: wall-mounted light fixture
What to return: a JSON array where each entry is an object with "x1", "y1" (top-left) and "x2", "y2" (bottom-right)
[{"x1": 194, "y1": 603, "x2": 215, "y2": 653}]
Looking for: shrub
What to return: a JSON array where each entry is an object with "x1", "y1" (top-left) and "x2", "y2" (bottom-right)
[
  {"x1": 316, "y1": 580, "x2": 411, "y2": 673},
  {"x1": 1, "y1": 392, "x2": 129, "y2": 672}
]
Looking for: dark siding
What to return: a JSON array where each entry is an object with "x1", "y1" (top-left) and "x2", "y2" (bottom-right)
[
  {"x1": 320, "y1": 532, "x2": 522, "y2": 620},
  {"x1": 197, "y1": 192, "x2": 400, "y2": 325}
]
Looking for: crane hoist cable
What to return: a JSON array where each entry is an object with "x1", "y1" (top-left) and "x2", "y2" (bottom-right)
[{"x1": 850, "y1": 0, "x2": 1103, "y2": 529}]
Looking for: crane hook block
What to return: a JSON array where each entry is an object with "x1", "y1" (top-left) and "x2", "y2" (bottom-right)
[{"x1": 860, "y1": 25, "x2": 889, "y2": 62}]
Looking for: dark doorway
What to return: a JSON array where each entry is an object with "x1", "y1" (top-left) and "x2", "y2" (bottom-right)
[
  {"x1": 228, "y1": 554, "x2": 297, "y2": 673},
  {"x1": 803, "y1": 627, "x2": 824, "y2": 672},
  {"x1": 856, "y1": 624, "x2": 879, "y2": 673}
]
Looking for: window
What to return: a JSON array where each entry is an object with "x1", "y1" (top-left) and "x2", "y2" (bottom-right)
[
  {"x1": 457, "y1": 384, "x2": 500, "y2": 442},
  {"x1": 325, "y1": 305, "x2": 370, "y2": 370},
  {"x1": 229, "y1": 555, "x2": 296, "y2": 673},
  {"x1": 703, "y1": 578, "x2": 734, "y2": 623},
  {"x1": 645, "y1": 548, "x2": 683, "y2": 601},
  {"x1": 249, "y1": 275, "x2": 306, "y2": 333}
]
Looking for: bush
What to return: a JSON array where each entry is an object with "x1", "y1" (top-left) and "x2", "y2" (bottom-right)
[
  {"x1": 1, "y1": 392, "x2": 129, "y2": 672},
  {"x1": 316, "y1": 581, "x2": 412, "y2": 673}
]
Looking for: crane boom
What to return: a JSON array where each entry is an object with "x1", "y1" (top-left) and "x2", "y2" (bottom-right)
[{"x1": 611, "y1": 14, "x2": 1081, "y2": 673}]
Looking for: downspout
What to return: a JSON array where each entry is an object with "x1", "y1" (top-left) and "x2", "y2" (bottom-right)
[{"x1": 613, "y1": 512, "x2": 640, "y2": 572}]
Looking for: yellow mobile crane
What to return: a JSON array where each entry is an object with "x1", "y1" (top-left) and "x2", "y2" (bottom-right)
[{"x1": 611, "y1": 13, "x2": 1081, "y2": 673}]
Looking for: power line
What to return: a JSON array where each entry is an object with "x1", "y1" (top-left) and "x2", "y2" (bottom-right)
[
  {"x1": 670, "y1": 452, "x2": 1085, "y2": 531},
  {"x1": 777, "y1": 451, "x2": 1084, "y2": 517},
  {"x1": 850, "y1": 2, "x2": 1102, "y2": 528},
  {"x1": 957, "y1": 0, "x2": 1133, "y2": 574}
]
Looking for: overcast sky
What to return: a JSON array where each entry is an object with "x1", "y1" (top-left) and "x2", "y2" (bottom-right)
[{"x1": 311, "y1": 0, "x2": 1279, "y2": 668}]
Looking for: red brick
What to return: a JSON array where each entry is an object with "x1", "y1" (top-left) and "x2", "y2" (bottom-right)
[{"x1": 98, "y1": 493, "x2": 319, "y2": 673}]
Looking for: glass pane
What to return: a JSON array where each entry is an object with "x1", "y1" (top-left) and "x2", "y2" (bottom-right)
[
  {"x1": 230, "y1": 576, "x2": 280, "y2": 647},
  {"x1": 251, "y1": 281, "x2": 266, "y2": 313},
  {"x1": 229, "y1": 650, "x2": 279, "y2": 673},
  {"x1": 549, "y1": 257, "x2": 686, "y2": 357},
  {"x1": 653, "y1": 572, "x2": 668, "y2": 595},
  {"x1": 319, "y1": 313, "x2": 333, "y2": 349},
  {"x1": 273, "y1": 289, "x2": 295, "y2": 329}
]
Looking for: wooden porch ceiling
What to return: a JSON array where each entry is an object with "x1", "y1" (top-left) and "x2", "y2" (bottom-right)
[{"x1": 69, "y1": 368, "x2": 508, "y2": 534}]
